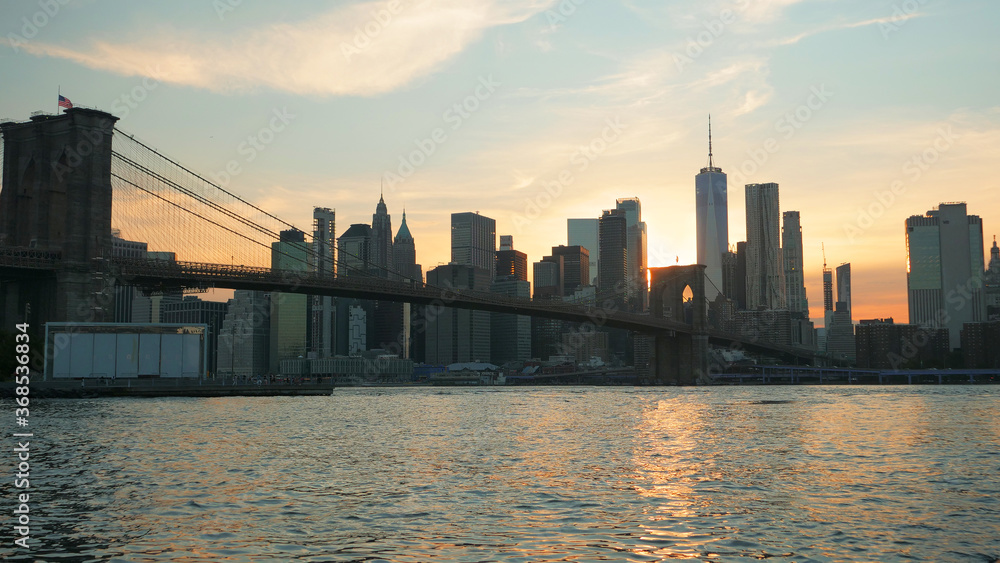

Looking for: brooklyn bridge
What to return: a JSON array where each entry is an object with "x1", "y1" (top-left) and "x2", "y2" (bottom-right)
[{"x1": 0, "y1": 108, "x2": 822, "y2": 384}]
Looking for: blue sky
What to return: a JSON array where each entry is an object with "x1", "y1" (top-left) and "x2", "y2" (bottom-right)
[{"x1": 2, "y1": 0, "x2": 998, "y2": 323}]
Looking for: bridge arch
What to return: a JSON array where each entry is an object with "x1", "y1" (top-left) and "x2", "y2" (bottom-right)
[{"x1": 648, "y1": 265, "x2": 709, "y2": 385}]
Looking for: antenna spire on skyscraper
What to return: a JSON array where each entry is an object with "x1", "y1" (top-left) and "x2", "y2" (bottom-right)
[{"x1": 708, "y1": 114, "x2": 714, "y2": 169}]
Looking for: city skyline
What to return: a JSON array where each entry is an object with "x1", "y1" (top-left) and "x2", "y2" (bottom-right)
[{"x1": 1, "y1": 1, "x2": 998, "y2": 326}]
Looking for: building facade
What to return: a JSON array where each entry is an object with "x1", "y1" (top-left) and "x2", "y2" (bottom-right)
[
  {"x1": 696, "y1": 123, "x2": 728, "y2": 300},
  {"x1": 490, "y1": 277, "x2": 532, "y2": 365},
  {"x1": 855, "y1": 318, "x2": 950, "y2": 369},
  {"x1": 836, "y1": 263, "x2": 852, "y2": 319},
  {"x1": 496, "y1": 235, "x2": 528, "y2": 281},
  {"x1": 745, "y1": 182, "x2": 783, "y2": 310},
  {"x1": 424, "y1": 264, "x2": 492, "y2": 364},
  {"x1": 162, "y1": 296, "x2": 229, "y2": 376},
  {"x1": 311, "y1": 207, "x2": 336, "y2": 359},
  {"x1": 568, "y1": 218, "x2": 599, "y2": 285},
  {"x1": 370, "y1": 195, "x2": 393, "y2": 279},
  {"x1": 598, "y1": 208, "x2": 628, "y2": 306},
  {"x1": 985, "y1": 237, "x2": 1000, "y2": 320},
  {"x1": 906, "y1": 202, "x2": 986, "y2": 349},
  {"x1": 550, "y1": 245, "x2": 590, "y2": 296},
  {"x1": 270, "y1": 229, "x2": 310, "y2": 372},
  {"x1": 451, "y1": 212, "x2": 496, "y2": 278},
  {"x1": 782, "y1": 211, "x2": 808, "y2": 315},
  {"x1": 616, "y1": 197, "x2": 648, "y2": 310}
]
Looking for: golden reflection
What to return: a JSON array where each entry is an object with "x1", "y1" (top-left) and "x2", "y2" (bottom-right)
[{"x1": 631, "y1": 396, "x2": 708, "y2": 517}]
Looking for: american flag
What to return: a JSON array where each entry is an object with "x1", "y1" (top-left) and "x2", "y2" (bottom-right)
[{"x1": 58, "y1": 95, "x2": 73, "y2": 110}]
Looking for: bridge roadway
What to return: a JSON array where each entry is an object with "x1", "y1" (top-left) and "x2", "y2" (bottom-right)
[{"x1": 112, "y1": 257, "x2": 817, "y2": 363}]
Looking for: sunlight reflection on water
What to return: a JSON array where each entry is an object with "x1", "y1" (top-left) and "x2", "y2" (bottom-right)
[{"x1": 2, "y1": 386, "x2": 999, "y2": 562}]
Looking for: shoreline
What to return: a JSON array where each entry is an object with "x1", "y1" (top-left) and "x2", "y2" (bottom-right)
[{"x1": 2, "y1": 377, "x2": 999, "y2": 399}]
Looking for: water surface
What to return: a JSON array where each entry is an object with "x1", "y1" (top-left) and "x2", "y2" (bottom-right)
[{"x1": 2, "y1": 386, "x2": 999, "y2": 562}]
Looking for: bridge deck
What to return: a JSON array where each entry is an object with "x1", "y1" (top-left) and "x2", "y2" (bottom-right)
[{"x1": 112, "y1": 257, "x2": 820, "y2": 362}]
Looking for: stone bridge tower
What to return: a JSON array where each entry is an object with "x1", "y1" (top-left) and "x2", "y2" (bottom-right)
[
  {"x1": 0, "y1": 108, "x2": 119, "y2": 327},
  {"x1": 649, "y1": 265, "x2": 710, "y2": 385}
]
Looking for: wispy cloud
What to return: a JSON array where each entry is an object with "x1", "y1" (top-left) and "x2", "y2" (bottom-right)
[
  {"x1": 767, "y1": 12, "x2": 927, "y2": 46},
  {"x1": 16, "y1": 0, "x2": 555, "y2": 96}
]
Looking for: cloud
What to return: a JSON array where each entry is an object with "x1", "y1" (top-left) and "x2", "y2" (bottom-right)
[
  {"x1": 766, "y1": 12, "x2": 927, "y2": 46},
  {"x1": 17, "y1": 0, "x2": 555, "y2": 96},
  {"x1": 737, "y1": 0, "x2": 811, "y2": 23}
]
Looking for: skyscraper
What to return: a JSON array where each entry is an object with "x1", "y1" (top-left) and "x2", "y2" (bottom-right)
[
  {"x1": 906, "y1": 202, "x2": 986, "y2": 349},
  {"x1": 496, "y1": 234, "x2": 528, "y2": 281},
  {"x1": 111, "y1": 232, "x2": 148, "y2": 323},
  {"x1": 370, "y1": 195, "x2": 402, "y2": 353},
  {"x1": 986, "y1": 236, "x2": 1000, "y2": 320},
  {"x1": 822, "y1": 248, "x2": 834, "y2": 335},
  {"x1": 696, "y1": 117, "x2": 728, "y2": 299},
  {"x1": 393, "y1": 210, "x2": 421, "y2": 282},
  {"x1": 598, "y1": 208, "x2": 628, "y2": 306},
  {"x1": 337, "y1": 223, "x2": 372, "y2": 355},
  {"x1": 550, "y1": 245, "x2": 590, "y2": 296},
  {"x1": 533, "y1": 258, "x2": 562, "y2": 299},
  {"x1": 836, "y1": 263, "x2": 852, "y2": 318},
  {"x1": 392, "y1": 211, "x2": 421, "y2": 358},
  {"x1": 826, "y1": 262, "x2": 855, "y2": 361},
  {"x1": 425, "y1": 264, "x2": 491, "y2": 364},
  {"x1": 616, "y1": 197, "x2": 648, "y2": 310},
  {"x1": 270, "y1": 229, "x2": 310, "y2": 372},
  {"x1": 490, "y1": 277, "x2": 531, "y2": 365},
  {"x1": 311, "y1": 207, "x2": 335, "y2": 359},
  {"x1": 745, "y1": 182, "x2": 783, "y2": 310},
  {"x1": 451, "y1": 212, "x2": 496, "y2": 277},
  {"x1": 782, "y1": 211, "x2": 808, "y2": 315},
  {"x1": 370, "y1": 194, "x2": 393, "y2": 278},
  {"x1": 338, "y1": 224, "x2": 372, "y2": 277},
  {"x1": 568, "y1": 218, "x2": 599, "y2": 285}
]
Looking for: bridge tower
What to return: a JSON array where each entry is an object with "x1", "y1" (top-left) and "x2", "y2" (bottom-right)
[
  {"x1": 0, "y1": 108, "x2": 119, "y2": 328},
  {"x1": 649, "y1": 265, "x2": 709, "y2": 385}
]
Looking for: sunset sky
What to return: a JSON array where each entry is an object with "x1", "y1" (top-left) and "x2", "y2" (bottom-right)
[{"x1": 2, "y1": 0, "x2": 998, "y2": 326}]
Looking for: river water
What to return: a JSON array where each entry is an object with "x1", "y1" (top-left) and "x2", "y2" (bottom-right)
[{"x1": 2, "y1": 386, "x2": 999, "y2": 562}]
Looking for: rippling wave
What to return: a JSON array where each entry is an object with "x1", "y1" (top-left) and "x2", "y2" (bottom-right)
[{"x1": 1, "y1": 386, "x2": 998, "y2": 562}]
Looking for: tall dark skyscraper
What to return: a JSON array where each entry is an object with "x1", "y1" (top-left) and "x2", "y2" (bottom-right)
[
  {"x1": 311, "y1": 207, "x2": 335, "y2": 358},
  {"x1": 370, "y1": 194, "x2": 393, "y2": 279},
  {"x1": 425, "y1": 264, "x2": 491, "y2": 364},
  {"x1": 986, "y1": 237, "x2": 1000, "y2": 320},
  {"x1": 490, "y1": 276, "x2": 531, "y2": 365},
  {"x1": 782, "y1": 211, "x2": 808, "y2": 315},
  {"x1": 337, "y1": 223, "x2": 373, "y2": 355},
  {"x1": 696, "y1": 116, "x2": 728, "y2": 299},
  {"x1": 598, "y1": 208, "x2": 628, "y2": 305},
  {"x1": 906, "y1": 202, "x2": 986, "y2": 349},
  {"x1": 451, "y1": 212, "x2": 496, "y2": 278},
  {"x1": 496, "y1": 235, "x2": 528, "y2": 281},
  {"x1": 392, "y1": 211, "x2": 421, "y2": 358},
  {"x1": 822, "y1": 247, "x2": 834, "y2": 339},
  {"x1": 827, "y1": 262, "x2": 855, "y2": 362},
  {"x1": 370, "y1": 195, "x2": 402, "y2": 352},
  {"x1": 392, "y1": 210, "x2": 421, "y2": 282},
  {"x1": 745, "y1": 182, "x2": 783, "y2": 310},
  {"x1": 616, "y1": 197, "x2": 647, "y2": 310},
  {"x1": 550, "y1": 245, "x2": 590, "y2": 296},
  {"x1": 338, "y1": 224, "x2": 372, "y2": 277},
  {"x1": 836, "y1": 262, "x2": 852, "y2": 318}
]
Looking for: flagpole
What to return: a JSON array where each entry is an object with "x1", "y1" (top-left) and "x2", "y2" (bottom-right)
[{"x1": 57, "y1": 85, "x2": 60, "y2": 114}]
